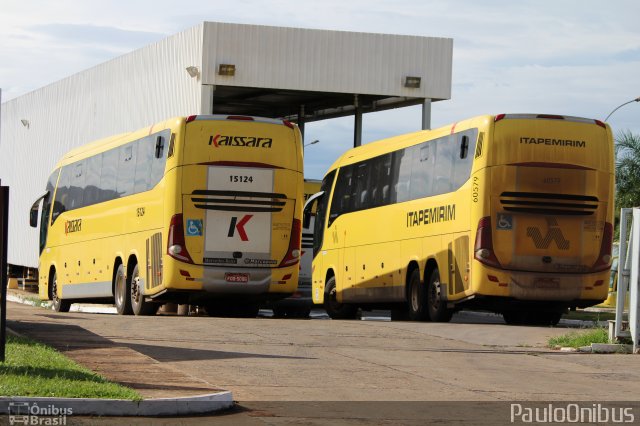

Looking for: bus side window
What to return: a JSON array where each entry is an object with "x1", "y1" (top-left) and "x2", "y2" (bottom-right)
[
  {"x1": 52, "y1": 166, "x2": 71, "y2": 224},
  {"x1": 393, "y1": 148, "x2": 412, "y2": 202},
  {"x1": 452, "y1": 129, "x2": 478, "y2": 190},
  {"x1": 67, "y1": 162, "x2": 85, "y2": 210},
  {"x1": 117, "y1": 143, "x2": 136, "y2": 197},
  {"x1": 100, "y1": 149, "x2": 118, "y2": 202},
  {"x1": 83, "y1": 155, "x2": 102, "y2": 207},
  {"x1": 150, "y1": 130, "x2": 170, "y2": 187},
  {"x1": 135, "y1": 136, "x2": 153, "y2": 193}
]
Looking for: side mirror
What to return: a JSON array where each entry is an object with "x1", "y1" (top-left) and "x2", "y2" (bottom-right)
[
  {"x1": 303, "y1": 191, "x2": 324, "y2": 230},
  {"x1": 29, "y1": 206, "x2": 39, "y2": 228},
  {"x1": 29, "y1": 192, "x2": 49, "y2": 228}
]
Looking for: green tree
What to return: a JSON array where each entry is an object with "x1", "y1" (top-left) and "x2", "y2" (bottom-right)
[{"x1": 615, "y1": 130, "x2": 640, "y2": 210}]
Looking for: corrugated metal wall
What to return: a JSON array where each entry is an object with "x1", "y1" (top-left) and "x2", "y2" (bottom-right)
[
  {"x1": 202, "y1": 22, "x2": 452, "y2": 99},
  {"x1": 0, "y1": 25, "x2": 204, "y2": 267}
]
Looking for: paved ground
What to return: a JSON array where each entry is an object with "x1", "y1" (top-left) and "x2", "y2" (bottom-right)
[{"x1": 4, "y1": 297, "x2": 640, "y2": 424}]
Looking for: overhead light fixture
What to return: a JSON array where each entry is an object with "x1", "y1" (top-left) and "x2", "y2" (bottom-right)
[
  {"x1": 218, "y1": 64, "x2": 236, "y2": 76},
  {"x1": 20, "y1": 119, "x2": 30, "y2": 129},
  {"x1": 404, "y1": 76, "x2": 421, "y2": 88},
  {"x1": 185, "y1": 66, "x2": 200, "y2": 78}
]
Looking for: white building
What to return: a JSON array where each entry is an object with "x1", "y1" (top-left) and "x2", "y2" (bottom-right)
[{"x1": 0, "y1": 22, "x2": 453, "y2": 268}]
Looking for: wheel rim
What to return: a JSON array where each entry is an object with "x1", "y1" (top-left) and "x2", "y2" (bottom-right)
[
  {"x1": 410, "y1": 279, "x2": 420, "y2": 311},
  {"x1": 52, "y1": 276, "x2": 60, "y2": 305},
  {"x1": 328, "y1": 284, "x2": 340, "y2": 310},
  {"x1": 429, "y1": 275, "x2": 441, "y2": 310},
  {"x1": 131, "y1": 268, "x2": 141, "y2": 305},
  {"x1": 115, "y1": 269, "x2": 125, "y2": 307}
]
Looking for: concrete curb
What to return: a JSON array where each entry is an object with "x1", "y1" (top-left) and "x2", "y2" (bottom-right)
[{"x1": 0, "y1": 393, "x2": 234, "y2": 416}]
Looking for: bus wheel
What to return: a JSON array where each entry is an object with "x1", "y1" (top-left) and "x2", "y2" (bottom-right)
[
  {"x1": 324, "y1": 276, "x2": 357, "y2": 320},
  {"x1": 51, "y1": 270, "x2": 71, "y2": 313},
  {"x1": 114, "y1": 263, "x2": 132, "y2": 315},
  {"x1": 130, "y1": 264, "x2": 158, "y2": 316},
  {"x1": 502, "y1": 311, "x2": 526, "y2": 325},
  {"x1": 426, "y1": 268, "x2": 453, "y2": 322},
  {"x1": 408, "y1": 268, "x2": 429, "y2": 321},
  {"x1": 537, "y1": 311, "x2": 562, "y2": 326}
]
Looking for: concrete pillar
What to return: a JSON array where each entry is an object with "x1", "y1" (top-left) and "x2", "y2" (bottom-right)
[
  {"x1": 298, "y1": 104, "x2": 305, "y2": 139},
  {"x1": 421, "y1": 98, "x2": 432, "y2": 130},
  {"x1": 201, "y1": 84, "x2": 214, "y2": 114},
  {"x1": 354, "y1": 95, "x2": 362, "y2": 147}
]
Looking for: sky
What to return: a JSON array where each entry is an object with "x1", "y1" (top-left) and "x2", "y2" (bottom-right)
[{"x1": 1, "y1": 0, "x2": 639, "y2": 179}]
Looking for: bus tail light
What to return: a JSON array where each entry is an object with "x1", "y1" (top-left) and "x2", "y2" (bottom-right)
[
  {"x1": 474, "y1": 216, "x2": 501, "y2": 268},
  {"x1": 279, "y1": 219, "x2": 301, "y2": 267},
  {"x1": 168, "y1": 214, "x2": 194, "y2": 264},
  {"x1": 591, "y1": 222, "x2": 613, "y2": 272}
]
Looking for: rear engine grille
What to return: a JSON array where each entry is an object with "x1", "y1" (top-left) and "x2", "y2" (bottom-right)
[
  {"x1": 499, "y1": 192, "x2": 598, "y2": 216},
  {"x1": 191, "y1": 189, "x2": 286, "y2": 212}
]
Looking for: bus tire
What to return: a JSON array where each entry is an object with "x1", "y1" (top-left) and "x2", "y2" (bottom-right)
[
  {"x1": 51, "y1": 270, "x2": 71, "y2": 313},
  {"x1": 408, "y1": 268, "x2": 430, "y2": 321},
  {"x1": 130, "y1": 264, "x2": 158, "y2": 316},
  {"x1": 324, "y1": 276, "x2": 358, "y2": 320},
  {"x1": 426, "y1": 268, "x2": 453, "y2": 322},
  {"x1": 114, "y1": 263, "x2": 132, "y2": 315}
]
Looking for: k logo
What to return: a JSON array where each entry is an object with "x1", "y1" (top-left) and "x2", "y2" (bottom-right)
[{"x1": 228, "y1": 215, "x2": 253, "y2": 241}]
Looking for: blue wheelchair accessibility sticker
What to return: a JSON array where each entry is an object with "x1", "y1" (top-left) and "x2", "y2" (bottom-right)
[
  {"x1": 186, "y1": 219, "x2": 203, "y2": 236},
  {"x1": 496, "y1": 214, "x2": 513, "y2": 230}
]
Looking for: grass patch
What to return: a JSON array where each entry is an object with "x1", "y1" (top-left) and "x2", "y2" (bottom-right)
[
  {"x1": 24, "y1": 296, "x2": 50, "y2": 308},
  {"x1": 548, "y1": 328, "x2": 609, "y2": 349},
  {"x1": 0, "y1": 334, "x2": 141, "y2": 400}
]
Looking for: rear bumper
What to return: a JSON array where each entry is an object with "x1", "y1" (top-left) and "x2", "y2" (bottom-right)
[
  {"x1": 471, "y1": 262, "x2": 610, "y2": 302},
  {"x1": 459, "y1": 295, "x2": 605, "y2": 313}
]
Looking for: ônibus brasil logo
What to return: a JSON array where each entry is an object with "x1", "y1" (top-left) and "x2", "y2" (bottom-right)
[
  {"x1": 209, "y1": 134, "x2": 273, "y2": 148},
  {"x1": 228, "y1": 215, "x2": 253, "y2": 241}
]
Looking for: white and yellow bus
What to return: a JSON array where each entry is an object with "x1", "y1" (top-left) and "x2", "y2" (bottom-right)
[
  {"x1": 305, "y1": 114, "x2": 614, "y2": 325},
  {"x1": 30, "y1": 115, "x2": 304, "y2": 316}
]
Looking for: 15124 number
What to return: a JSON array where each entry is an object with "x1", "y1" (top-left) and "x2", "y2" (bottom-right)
[{"x1": 229, "y1": 175, "x2": 254, "y2": 183}]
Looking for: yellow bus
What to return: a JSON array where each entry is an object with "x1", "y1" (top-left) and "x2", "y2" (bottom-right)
[
  {"x1": 30, "y1": 115, "x2": 304, "y2": 316},
  {"x1": 305, "y1": 114, "x2": 614, "y2": 325}
]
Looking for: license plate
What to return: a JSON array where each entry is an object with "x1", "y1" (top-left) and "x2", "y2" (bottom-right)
[
  {"x1": 225, "y1": 273, "x2": 249, "y2": 283},
  {"x1": 533, "y1": 278, "x2": 559, "y2": 289}
]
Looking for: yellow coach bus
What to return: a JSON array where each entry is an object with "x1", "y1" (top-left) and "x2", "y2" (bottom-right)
[
  {"x1": 305, "y1": 114, "x2": 614, "y2": 325},
  {"x1": 30, "y1": 115, "x2": 304, "y2": 316}
]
